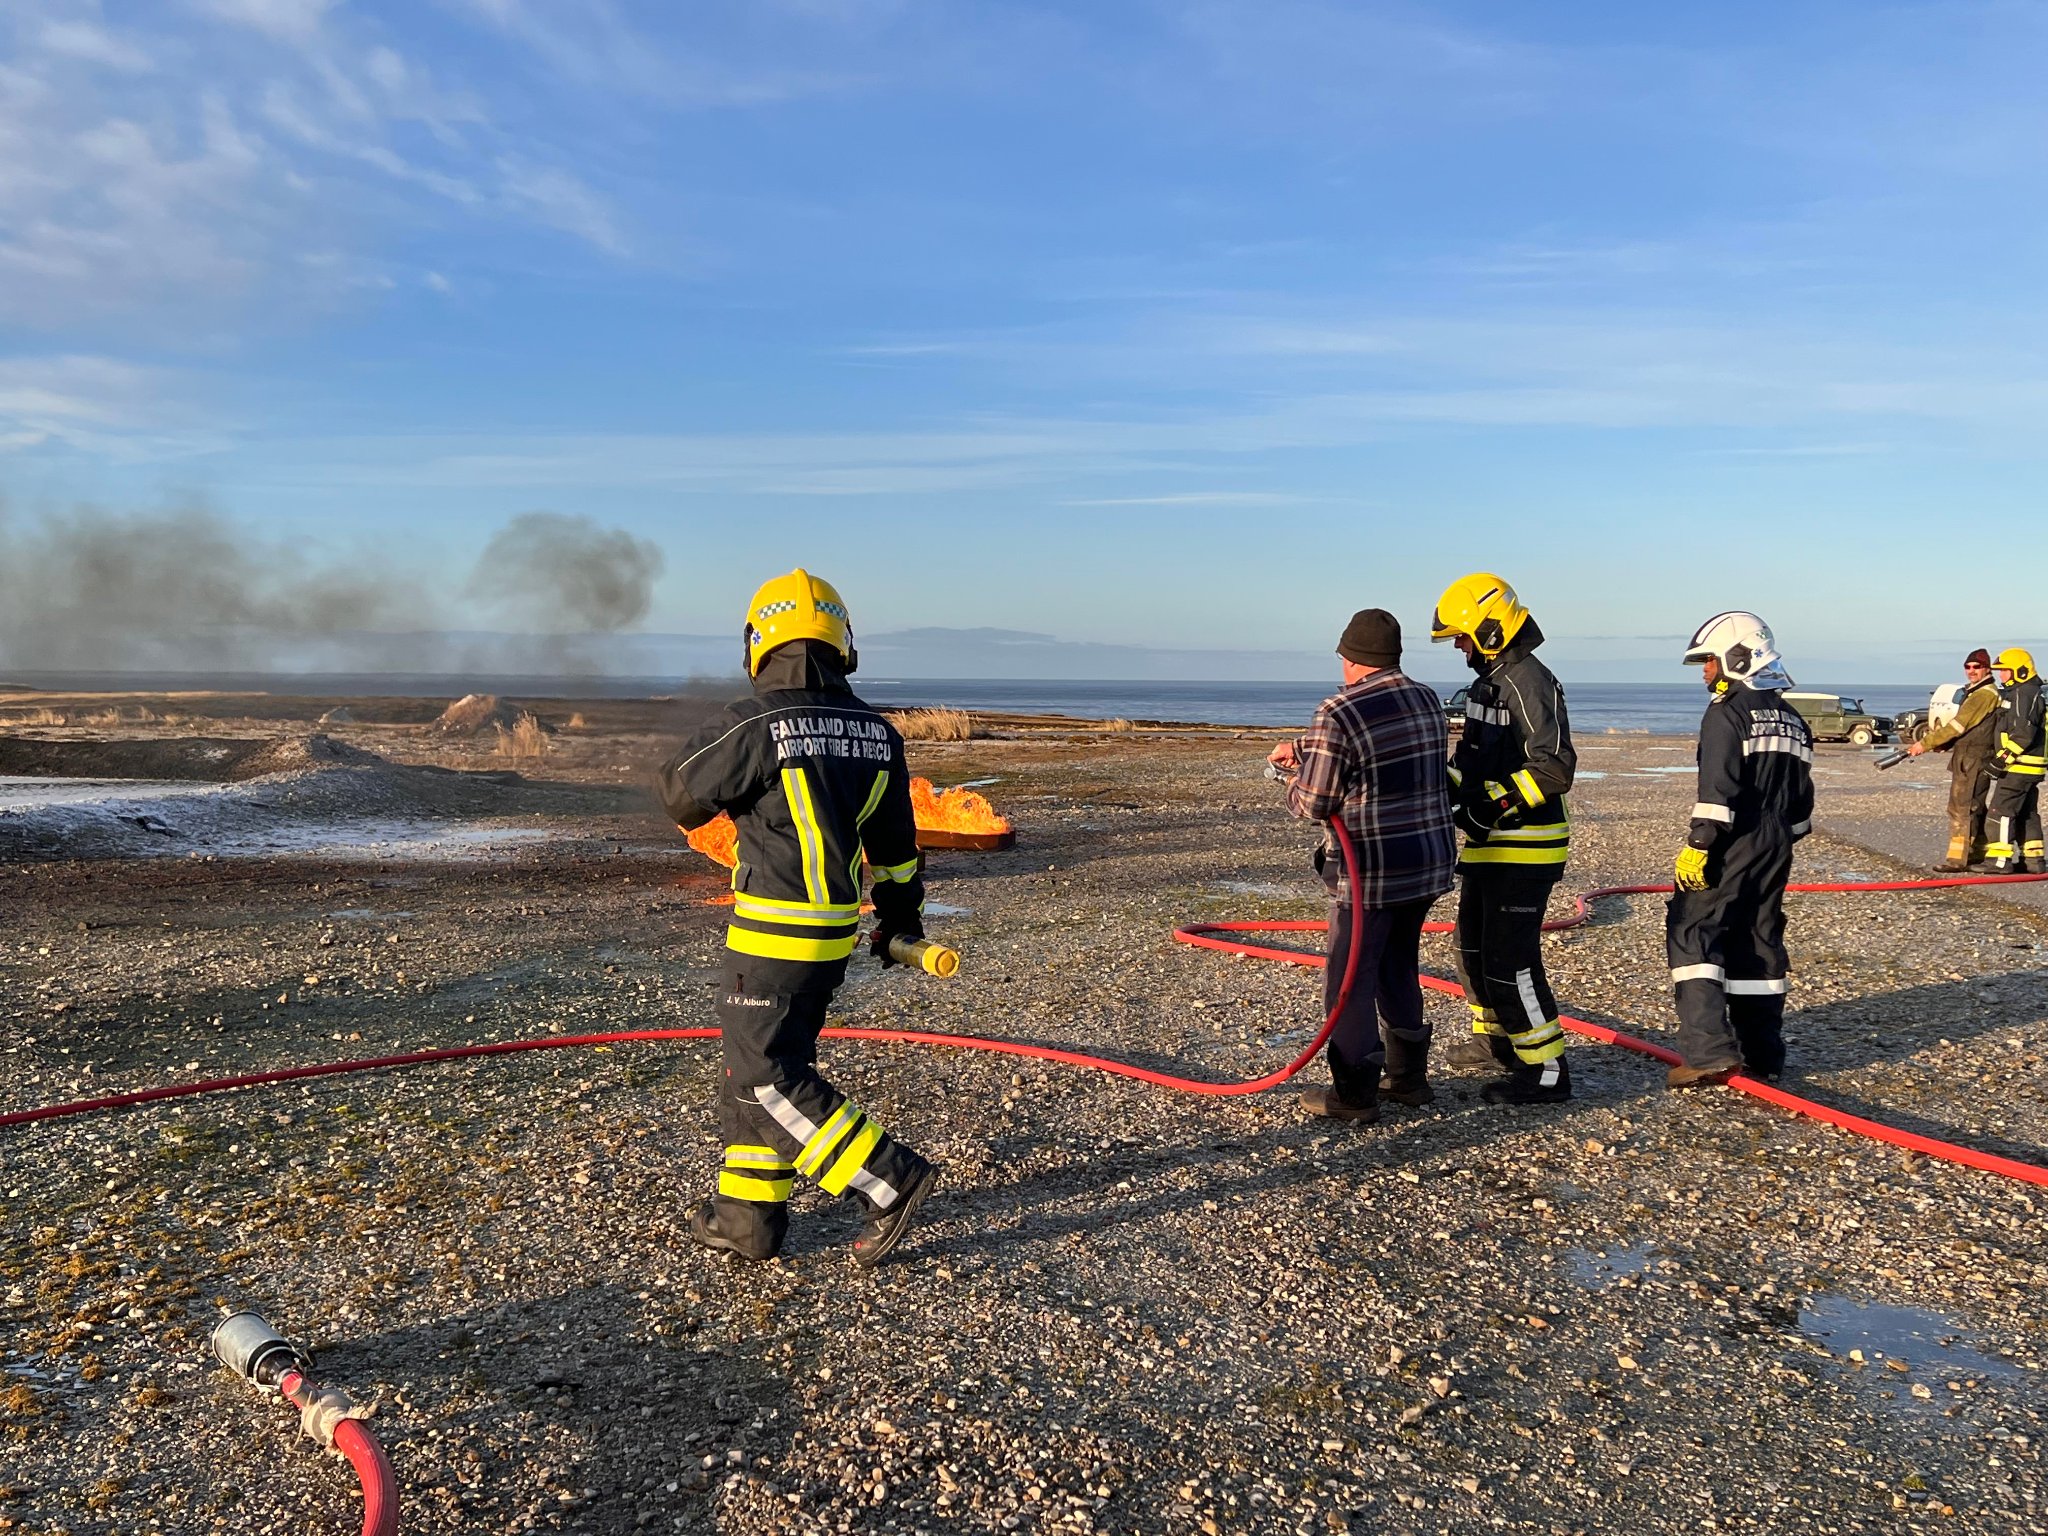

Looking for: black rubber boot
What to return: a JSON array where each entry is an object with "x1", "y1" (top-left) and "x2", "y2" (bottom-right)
[
  {"x1": 851, "y1": 1162, "x2": 938, "y2": 1269},
  {"x1": 1480, "y1": 1055, "x2": 1572, "y2": 1105},
  {"x1": 1444, "y1": 1032, "x2": 1518, "y2": 1072},
  {"x1": 688, "y1": 1198, "x2": 785, "y2": 1261}
]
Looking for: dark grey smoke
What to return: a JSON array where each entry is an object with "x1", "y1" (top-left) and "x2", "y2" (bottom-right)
[
  {"x1": 0, "y1": 501, "x2": 428, "y2": 673},
  {"x1": 0, "y1": 502, "x2": 669, "y2": 678},
  {"x1": 466, "y1": 512, "x2": 664, "y2": 634}
]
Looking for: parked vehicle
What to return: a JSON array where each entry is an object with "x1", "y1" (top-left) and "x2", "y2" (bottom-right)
[
  {"x1": 1442, "y1": 685, "x2": 1469, "y2": 727},
  {"x1": 1891, "y1": 683, "x2": 1965, "y2": 745},
  {"x1": 1784, "y1": 691, "x2": 1892, "y2": 746}
]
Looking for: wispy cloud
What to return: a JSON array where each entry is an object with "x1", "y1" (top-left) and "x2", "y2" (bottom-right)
[
  {"x1": 0, "y1": 354, "x2": 222, "y2": 459},
  {"x1": 0, "y1": 0, "x2": 626, "y2": 328}
]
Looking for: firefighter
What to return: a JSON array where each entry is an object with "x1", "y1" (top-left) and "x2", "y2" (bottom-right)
[
  {"x1": 1983, "y1": 647, "x2": 2046, "y2": 874},
  {"x1": 1666, "y1": 612, "x2": 1814, "y2": 1086},
  {"x1": 1432, "y1": 573, "x2": 1577, "y2": 1104},
  {"x1": 655, "y1": 569, "x2": 936, "y2": 1266},
  {"x1": 1905, "y1": 648, "x2": 1999, "y2": 870}
]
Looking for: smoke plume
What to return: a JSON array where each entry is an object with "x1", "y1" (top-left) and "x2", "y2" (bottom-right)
[
  {"x1": 0, "y1": 502, "x2": 668, "y2": 678},
  {"x1": 0, "y1": 501, "x2": 428, "y2": 673},
  {"x1": 466, "y1": 512, "x2": 664, "y2": 634}
]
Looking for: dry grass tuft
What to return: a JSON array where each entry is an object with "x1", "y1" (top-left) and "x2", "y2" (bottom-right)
[
  {"x1": 1100, "y1": 717, "x2": 1137, "y2": 733},
  {"x1": 493, "y1": 712, "x2": 552, "y2": 760},
  {"x1": 565, "y1": 711, "x2": 590, "y2": 731},
  {"x1": 887, "y1": 707, "x2": 978, "y2": 742},
  {"x1": 0, "y1": 707, "x2": 69, "y2": 727}
]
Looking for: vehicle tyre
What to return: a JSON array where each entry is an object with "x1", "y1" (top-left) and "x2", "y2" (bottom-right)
[{"x1": 1849, "y1": 726, "x2": 1874, "y2": 746}]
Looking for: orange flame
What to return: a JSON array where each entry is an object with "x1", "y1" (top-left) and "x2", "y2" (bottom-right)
[
  {"x1": 685, "y1": 815, "x2": 740, "y2": 869},
  {"x1": 909, "y1": 777, "x2": 1012, "y2": 835},
  {"x1": 683, "y1": 777, "x2": 1009, "y2": 872}
]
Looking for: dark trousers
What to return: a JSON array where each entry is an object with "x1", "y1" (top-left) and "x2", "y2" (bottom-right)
[
  {"x1": 712, "y1": 963, "x2": 925, "y2": 1248},
  {"x1": 1985, "y1": 774, "x2": 2044, "y2": 870},
  {"x1": 1665, "y1": 834, "x2": 1793, "y2": 1073},
  {"x1": 1947, "y1": 747, "x2": 1991, "y2": 861},
  {"x1": 1322, "y1": 898, "x2": 1436, "y2": 1090},
  {"x1": 1451, "y1": 865, "x2": 1566, "y2": 1064}
]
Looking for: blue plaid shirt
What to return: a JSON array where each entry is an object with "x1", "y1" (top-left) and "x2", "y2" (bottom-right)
[{"x1": 1288, "y1": 669, "x2": 1457, "y2": 907}]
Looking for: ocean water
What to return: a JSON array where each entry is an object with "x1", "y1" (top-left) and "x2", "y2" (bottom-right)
[
  {"x1": 860, "y1": 678, "x2": 1939, "y2": 734},
  {"x1": 7, "y1": 671, "x2": 1938, "y2": 734}
]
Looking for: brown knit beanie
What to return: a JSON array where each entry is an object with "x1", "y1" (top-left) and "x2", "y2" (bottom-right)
[{"x1": 1966, "y1": 648, "x2": 1992, "y2": 669}]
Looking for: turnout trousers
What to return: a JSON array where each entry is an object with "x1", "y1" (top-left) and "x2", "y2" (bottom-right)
[
  {"x1": 1452, "y1": 865, "x2": 1567, "y2": 1066},
  {"x1": 1984, "y1": 774, "x2": 2044, "y2": 872},
  {"x1": 1322, "y1": 897, "x2": 1437, "y2": 1093},
  {"x1": 1947, "y1": 744, "x2": 1993, "y2": 864},
  {"x1": 1665, "y1": 834, "x2": 1794, "y2": 1075},
  {"x1": 712, "y1": 960, "x2": 927, "y2": 1251}
]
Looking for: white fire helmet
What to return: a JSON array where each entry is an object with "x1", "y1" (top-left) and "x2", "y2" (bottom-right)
[{"x1": 1681, "y1": 611, "x2": 1793, "y2": 690}]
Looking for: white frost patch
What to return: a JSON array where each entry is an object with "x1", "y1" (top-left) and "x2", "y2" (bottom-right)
[
  {"x1": 922, "y1": 901, "x2": 972, "y2": 917},
  {"x1": 0, "y1": 776, "x2": 219, "y2": 810}
]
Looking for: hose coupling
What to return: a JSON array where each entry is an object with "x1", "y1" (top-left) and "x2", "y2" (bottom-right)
[
  {"x1": 210, "y1": 1310, "x2": 312, "y2": 1391},
  {"x1": 287, "y1": 1378, "x2": 375, "y2": 1452}
]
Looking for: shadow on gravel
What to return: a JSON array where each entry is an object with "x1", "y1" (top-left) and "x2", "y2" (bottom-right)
[{"x1": 322, "y1": 1284, "x2": 797, "y2": 1532}]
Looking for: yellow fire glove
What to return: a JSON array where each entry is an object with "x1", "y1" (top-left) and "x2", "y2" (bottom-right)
[{"x1": 1674, "y1": 845, "x2": 1711, "y2": 891}]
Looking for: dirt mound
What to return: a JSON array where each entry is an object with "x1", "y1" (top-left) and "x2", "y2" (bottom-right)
[
  {"x1": 0, "y1": 732, "x2": 376, "y2": 783},
  {"x1": 435, "y1": 693, "x2": 548, "y2": 735},
  {"x1": 318, "y1": 706, "x2": 354, "y2": 725}
]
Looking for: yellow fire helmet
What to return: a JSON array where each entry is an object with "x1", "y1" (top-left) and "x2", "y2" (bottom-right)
[
  {"x1": 742, "y1": 568, "x2": 856, "y2": 677},
  {"x1": 1430, "y1": 572, "x2": 1531, "y2": 657},
  {"x1": 1993, "y1": 647, "x2": 2037, "y2": 684}
]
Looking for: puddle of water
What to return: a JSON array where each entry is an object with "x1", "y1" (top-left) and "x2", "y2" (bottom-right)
[
  {"x1": 1634, "y1": 766, "x2": 1698, "y2": 775},
  {"x1": 1567, "y1": 1243, "x2": 1656, "y2": 1287},
  {"x1": 1798, "y1": 1297, "x2": 2024, "y2": 1406},
  {"x1": 203, "y1": 824, "x2": 556, "y2": 860},
  {"x1": 325, "y1": 908, "x2": 418, "y2": 921},
  {"x1": 0, "y1": 777, "x2": 216, "y2": 810},
  {"x1": 954, "y1": 777, "x2": 1001, "y2": 789},
  {"x1": 922, "y1": 901, "x2": 972, "y2": 917},
  {"x1": 1575, "y1": 771, "x2": 1608, "y2": 780}
]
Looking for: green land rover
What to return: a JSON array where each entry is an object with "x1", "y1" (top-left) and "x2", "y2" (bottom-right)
[{"x1": 1783, "y1": 691, "x2": 1892, "y2": 746}]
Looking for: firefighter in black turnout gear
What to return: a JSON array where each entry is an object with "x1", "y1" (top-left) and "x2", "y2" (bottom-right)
[
  {"x1": 1667, "y1": 612, "x2": 1814, "y2": 1087},
  {"x1": 1983, "y1": 648, "x2": 2046, "y2": 875},
  {"x1": 1432, "y1": 573, "x2": 1577, "y2": 1104},
  {"x1": 655, "y1": 569, "x2": 937, "y2": 1266}
]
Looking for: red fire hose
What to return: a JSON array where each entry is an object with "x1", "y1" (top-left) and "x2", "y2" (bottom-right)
[
  {"x1": 278, "y1": 1370, "x2": 398, "y2": 1536},
  {"x1": 4, "y1": 829, "x2": 2046, "y2": 1193}
]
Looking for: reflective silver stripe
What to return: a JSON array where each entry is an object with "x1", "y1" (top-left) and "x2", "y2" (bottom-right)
[
  {"x1": 1671, "y1": 963, "x2": 1725, "y2": 984},
  {"x1": 1788, "y1": 820, "x2": 1811, "y2": 836},
  {"x1": 1465, "y1": 703, "x2": 1511, "y2": 726},
  {"x1": 847, "y1": 1166, "x2": 901, "y2": 1208},
  {"x1": 1692, "y1": 802, "x2": 1733, "y2": 823},
  {"x1": 1742, "y1": 735, "x2": 1813, "y2": 762},
  {"x1": 753, "y1": 1083, "x2": 819, "y2": 1144},
  {"x1": 1514, "y1": 968, "x2": 1547, "y2": 1032},
  {"x1": 1725, "y1": 979, "x2": 1789, "y2": 995}
]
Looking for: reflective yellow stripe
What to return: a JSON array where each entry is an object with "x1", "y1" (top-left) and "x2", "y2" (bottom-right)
[
  {"x1": 732, "y1": 898, "x2": 861, "y2": 927},
  {"x1": 719, "y1": 1171, "x2": 793, "y2": 1202},
  {"x1": 1512, "y1": 769, "x2": 1543, "y2": 807},
  {"x1": 782, "y1": 767, "x2": 830, "y2": 904},
  {"x1": 1512, "y1": 1035, "x2": 1567, "y2": 1065},
  {"x1": 796, "y1": 1104, "x2": 859, "y2": 1177},
  {"x1": 850, "y1": 769, "x2": 890, "y2": 880},
  {"x1": 725, "y1": 926, "x2": 859, "y2": 962},
  {"x1": 873, "y1": 857, "x2": 920, "y2": 884},
  {"x1": 818, "y1": 1121, "x2": 885, "y2": 1196},
  {"x1": 1460, "y1": 845, "x2": 1570, "y2": 866}
]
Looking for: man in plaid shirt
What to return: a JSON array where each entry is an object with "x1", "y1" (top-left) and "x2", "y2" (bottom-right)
[{"x1": 1268, "y1": 608, "x2": 1457, "y2": 1123}]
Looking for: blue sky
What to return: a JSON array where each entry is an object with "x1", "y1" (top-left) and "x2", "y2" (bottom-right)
[{"x1": 2, "y1": 1, "x2": 2044, "y2": 674}]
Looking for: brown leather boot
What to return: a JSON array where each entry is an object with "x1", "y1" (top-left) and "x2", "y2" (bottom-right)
[
  {"x1": 1301, "y1": 1085, "x2": 1381, "y2": 1123},
  {"x1": 1666, "y1": 1062, "x2": 1738, "y2": 1090}
]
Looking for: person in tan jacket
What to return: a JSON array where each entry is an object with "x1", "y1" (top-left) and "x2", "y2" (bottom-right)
[{"x1": 1907, "y1": 649, "x2": 2000, "y2": 870}]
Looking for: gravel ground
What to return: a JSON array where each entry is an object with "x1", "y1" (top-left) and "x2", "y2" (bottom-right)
[{"x1": 2, "y1": 727, "x2": 2045, "y2": 1536}]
